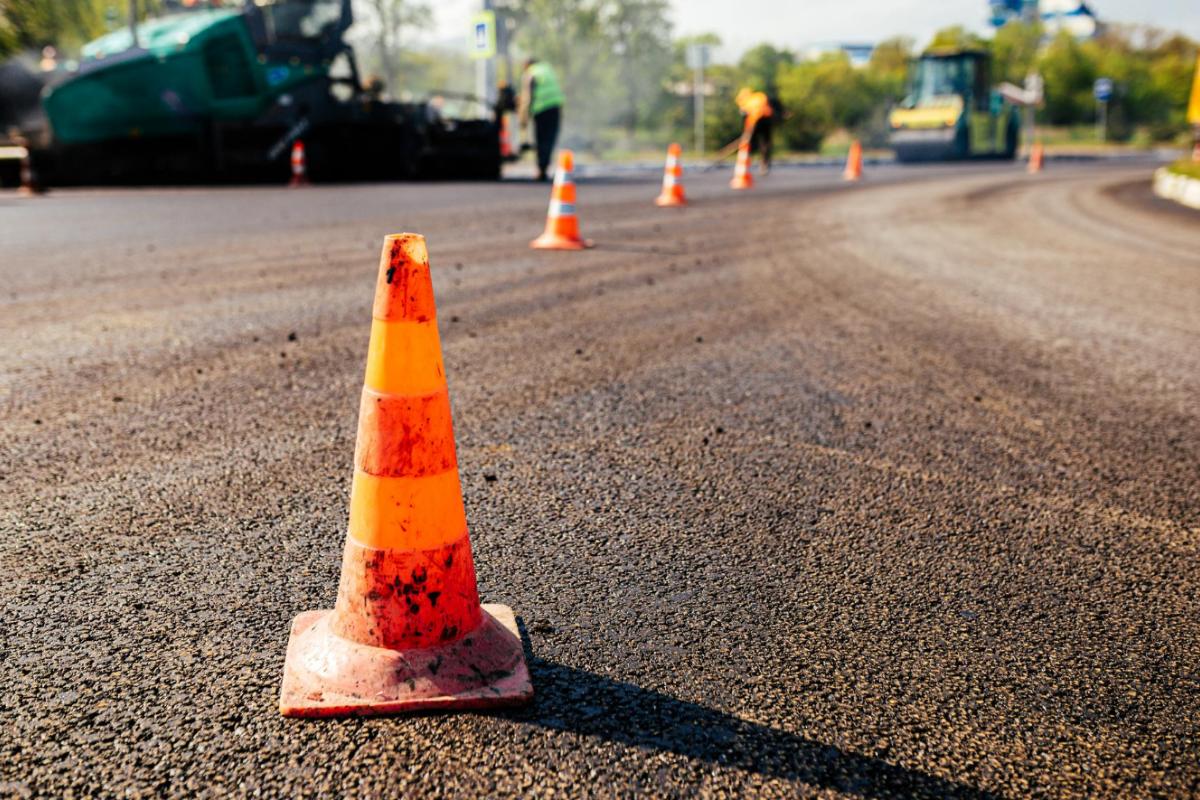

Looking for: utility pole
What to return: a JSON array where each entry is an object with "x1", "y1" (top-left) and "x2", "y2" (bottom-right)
[
  {"x1": 687, "y1": 44, "x2": 710, "y2": 155},
  {"x1": 128, "y1": 0, "x2": 139, "y2": 48}
]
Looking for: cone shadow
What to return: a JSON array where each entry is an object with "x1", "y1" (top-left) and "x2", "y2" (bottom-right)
[{"x1": 505, "y1": 627, "x2": 997, "y2": 798}]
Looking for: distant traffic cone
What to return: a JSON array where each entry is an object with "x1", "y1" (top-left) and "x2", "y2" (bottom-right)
[
  {"x1": 499, "y1": 114, "x2": 514, "y2": 159},
  {"x1": 531, "y1": 150, "x2": 592, "y2": 249},
  {"x1": 654, "y1": 142, "x2": 687, "y2": 207},
  {"x1": 280, "y1": 234, "x2": 532, "y2": 717},
  {"x1": 17, "y1": 145, "x2": 44, "y2": 197},
  {"x1": 843, "y1": 140, "x2": 863, "y2": 181},
  {"x1": 1028, "y1": 141, "x2": 1044, "y2": 174},
  {"x1": 289, "y1": 140, "x2": 309, "y2": 187},
  {"x1": 730, "y1": 139, "x2": 753, "y2": 190}
]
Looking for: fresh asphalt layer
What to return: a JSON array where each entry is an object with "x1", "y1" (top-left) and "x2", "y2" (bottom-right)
[{"x1": 1, "y1": 160, "x2": 1198, "y2": 798}]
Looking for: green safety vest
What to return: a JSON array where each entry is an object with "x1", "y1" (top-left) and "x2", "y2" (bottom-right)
[{"x1": 527, "y1": 62, "x2": 564, "y2": 115}]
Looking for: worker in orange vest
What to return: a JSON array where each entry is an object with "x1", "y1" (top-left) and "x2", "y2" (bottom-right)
[{"x1": 736, "y1": 88, "x2": 777, "y2": 175}]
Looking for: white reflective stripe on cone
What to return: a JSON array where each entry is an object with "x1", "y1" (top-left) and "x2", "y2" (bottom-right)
[{"x1": 548, "y1": 200, "x2": 576, "y2": 217}]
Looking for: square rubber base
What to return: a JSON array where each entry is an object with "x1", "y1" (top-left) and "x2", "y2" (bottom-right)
[{"x1": 280, "y1": 603, "x2": 532, "y2": 717}]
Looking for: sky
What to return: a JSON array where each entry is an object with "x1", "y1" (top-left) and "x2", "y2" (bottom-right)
[{"x1": 428, "y1": 0, "x2": 1200, "y2": 58}]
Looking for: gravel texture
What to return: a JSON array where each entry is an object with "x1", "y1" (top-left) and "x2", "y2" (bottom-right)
[{"x1": 1, "y1": 161, "x2": 1197, "y2": 798}]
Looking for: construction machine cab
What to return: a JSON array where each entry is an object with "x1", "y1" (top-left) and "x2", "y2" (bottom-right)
[
  {"x1": 889, "y1": 48, "x2": 1018, "y2": 162},
  {"x1": 242, "y1": 0, "x2": 353, "y2": 64}
]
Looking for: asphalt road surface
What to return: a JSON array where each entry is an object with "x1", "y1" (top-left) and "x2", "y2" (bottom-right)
[{"x1": 2, "y1": 160, "x2": 1198, "y2": 798}]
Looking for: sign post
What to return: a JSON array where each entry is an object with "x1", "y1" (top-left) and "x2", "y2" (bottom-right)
[
  {"x1": 686, "y1": 44, "x2": 711, "y2": 155},
  {"x1": 471, "y1": 6, "x2": 497, "y2": 110},
  {"x1": 1093, "y1": 77, "x2": 1113, "y2": 144}
]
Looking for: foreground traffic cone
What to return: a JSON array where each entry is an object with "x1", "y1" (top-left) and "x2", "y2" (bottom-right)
[
  {"x1": 289, "y1": 140, "x2": 309, "y2": 187},
  {"x1": 843, "y1": 140, "x2": 863, "y2": 181},
  {"x1": 654, "y1": 142, "x2": 687, "y2": 207},
  {"x1": 531, "y1": 150, "x2": 592, "y2": 249},
  {"x1": 1028, "y1": 141, "x2": 1044, "y2": 174},
  {"x1": 17, "y1": 145, "x2": 44, "y2": 197},
  {"x1": 730, "y1": 140, "x2": 753, "y2": 190},
  {"x1": 280, "y1": 234, "x2": 532, "y2": 717}
]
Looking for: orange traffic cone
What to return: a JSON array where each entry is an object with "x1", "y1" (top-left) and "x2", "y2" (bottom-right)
[
  {"x1": 654, "y1": 142, "x2": 687, "y2": 207},
  {"x1": 17, "y1": 145, "x2": 44, "y2": 197},
  {"x1": 499, "y1": 114, "x2": 514, "y2": 159},
  {"x1": 730, "y1": 139, "x2": 753, "y2": 190},
  {"x1": 289, "y1": 140, "x2": 309, "y2": 187},
  {"x1": 279, "y1": 234, "x2": 532, "y2": 717},
  {"x1": 1028, "y1": 141, "x2": 1044, "y2": 174},
  {"x1": 531, "y1": 150, "x2": 592, "y2": 250},
  {"x1": 843, "y1": 140, "x2": 863, "y2": 181}
]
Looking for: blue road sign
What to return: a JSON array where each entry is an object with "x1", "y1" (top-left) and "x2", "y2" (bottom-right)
[{"x1": 1093, "y1": 78, "x2": 1113, "y2": 102}]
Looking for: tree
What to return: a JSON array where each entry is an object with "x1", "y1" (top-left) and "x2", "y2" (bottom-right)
[
  {"x1": 865, "y1": 36, "x2": 914, "y2": 102},
  {"x1": 737, "y1": 43, "x2": 793, "y2": 94},
  {"x1": 926, "y1": 25, "x2": 987, "y2": 52},
  {"x1": 602, "y1": 0, "x2": 672, "y2": 139},
  {"x1": 1038, "y1": 31, "x2": 1096, "y2": 125},
  {"x1": 355, "y1": 0, "x2": 432, "y2": 95},
  {"x1": 0, "y1": 0, "x2": 120, "y2": 56},
  {"x1": 776, "y1": 52, "x2": 875, "y2": 151},
  {"x1": 507, "y1": 0, "x2": 617, "y2": 144},
  {"x1": 990, "y1": 21, "x2": 1041, "y2": 84}
]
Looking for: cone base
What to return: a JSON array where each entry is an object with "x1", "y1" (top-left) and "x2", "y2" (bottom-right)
[
  {"x1": 279, "y1": 603, "x2": 532, "y2": 718},
  {"x1": 730, "y1": 182, "x2": 753, "y2": 190},
  {"x1": 530, "y1": 233, "x2": 593, "y2": 250},
  {"x1": 654, "y1": 194, "x2": 686, "y2": 207}
]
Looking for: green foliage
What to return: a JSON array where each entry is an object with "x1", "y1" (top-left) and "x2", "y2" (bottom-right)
[
  {"x1": 776, "y1": 52, "x2": 876, "y2": 151},
  {"x1": 1167, "y1": 159, "x2": 1200, "y2": 179},
  {"x1": 867, "y1": 36, "x2": 914, "y2": 101},
  {"x1": 1035, "y1": 26, "x2": 1198, "y2": 142},
  {"x1": 925, "y1": 26, "x2": 987, "y2": 52},
  {"x1": 604, "y1": 0, "x2": 672, "y2": 136},
  {"x1": 700, "y1": 62, "x2": 747, "y2": 149},
  {"x1": 0, "y1": 0, "x2": 119, "y2": 56},
  {"x1": 737, "y1": 44, "x2": 792, "y2": 94},
  {"x1": 357, "y1": 0, "x2": 433, "y2": 95},
  {"x1": 506, "y1": 0, "x2": 672, "y2": 146},
  {"x1": 1039, "y1": 31, "x2": 1095, "y2": 124},
  {"x1": 991, "y1": 22, "x2": 1041, "y2": 84}
]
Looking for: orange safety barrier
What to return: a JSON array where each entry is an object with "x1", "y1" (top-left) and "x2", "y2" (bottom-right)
[
  {"x1": 531, "y1": 150, "x2": 593, "y2": 250},
  {"x1": 289, "y1": 140, "x2": 309, "y2": 187},
  {"x1": 1028, "y1": 141, "x2": 1044, "y2": 174},
  {"x1": 654, "y1": 142, "x2": 687, "y2": 207},
  {"x1": 279, "y1": 233, "x2": 532, "y2": 717},
  {"x1": 843, "y1": 140, "x2": 863, "y2": 182},
  {"x1": 730, "y1": 140, "x2": 753, "y2": 190}
]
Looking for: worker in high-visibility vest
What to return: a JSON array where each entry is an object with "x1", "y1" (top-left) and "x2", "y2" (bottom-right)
[
  {"x1": 736, "y1": 87, "x2": 778, "y2": 175},
  {"x1": 518, "y1": 58, "x2": 565, "y2": 181}
]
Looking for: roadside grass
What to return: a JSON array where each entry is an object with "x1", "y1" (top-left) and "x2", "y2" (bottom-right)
[{"x1": 1166, "y1": 159, "x2": 1200, "y2": 179}]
